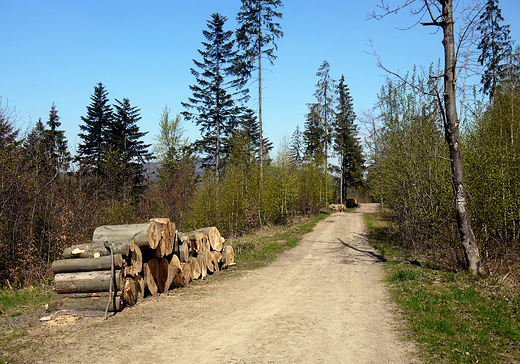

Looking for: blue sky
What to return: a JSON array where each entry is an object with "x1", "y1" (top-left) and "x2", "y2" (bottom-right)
[{"x1": 1, "y1": 0, "x2": 519, "y2": 157}]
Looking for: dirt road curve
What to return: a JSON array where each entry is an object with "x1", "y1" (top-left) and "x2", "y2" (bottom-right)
[{"x1": 36, "y1": 203, "x2": 417, "y2": 364}]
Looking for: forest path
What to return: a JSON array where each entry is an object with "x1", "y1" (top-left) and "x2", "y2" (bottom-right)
[{"x1": 34, "y1": 204, "x2": 417, "y2": 364}]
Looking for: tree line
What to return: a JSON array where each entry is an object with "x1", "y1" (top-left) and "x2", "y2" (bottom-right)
[{"x1": 0, "y1": 0, "x2": 365, "y2": 287}]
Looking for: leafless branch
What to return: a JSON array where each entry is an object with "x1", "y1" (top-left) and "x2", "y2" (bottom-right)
[
  {"x1": 422, "y1": 0, "x2": 444, "y2": 26},
  {"x1": 367, "y1": 0, "x2": 418, "y2": 20},
  {"x1": 368, "y1": 36, "x2": 436, "y2": 97}
]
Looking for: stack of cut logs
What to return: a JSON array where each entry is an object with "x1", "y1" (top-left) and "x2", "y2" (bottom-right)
[{"x1": 50, "y1": 218, "x2": 235, "y2": 312}]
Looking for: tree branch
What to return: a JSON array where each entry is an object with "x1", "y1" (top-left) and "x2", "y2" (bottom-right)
[{"x1": 368, "y1": 36, "x2": 436, "y2": 97}]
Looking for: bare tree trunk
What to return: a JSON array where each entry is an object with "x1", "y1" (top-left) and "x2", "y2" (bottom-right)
[
  {"x1": 340, "y1": 154, "x2": 344, "y2": 205},
  {"x1": 440, "y1": 0, "x2": 483, "y2": 275},
  {"x1": 258, "y1": 7, "x2": 263, "y2": 181}
]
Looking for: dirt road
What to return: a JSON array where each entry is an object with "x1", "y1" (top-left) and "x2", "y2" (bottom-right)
[{"x1": 34, "y1": 204, "x2": 417, "y2": 363}]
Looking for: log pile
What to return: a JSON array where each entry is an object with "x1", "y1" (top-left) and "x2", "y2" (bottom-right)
[
  {"x1": 50, "y1": 218, "x2": 235, "y2": 313},
  {"x1": 329, "y1": 199, "x2": 359, "y2": 212},
  {"x1": 345, "y1": 198, "x2": 359, "y2": 208},
  {"x1": 329, "y1": 204, "x2": 346, "y2": 212}
]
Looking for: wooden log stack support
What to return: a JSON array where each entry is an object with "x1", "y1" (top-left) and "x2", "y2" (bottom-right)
[{"x1": 50, "y1": 218, "x2": 235, "y2": 313}]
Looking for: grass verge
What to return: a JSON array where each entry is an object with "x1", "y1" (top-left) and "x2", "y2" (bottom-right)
[
  {"x1": 364, "y1": 212, "x2": 520, "y2": 364},
  {"x1": 0, "y1": 285, "x2": 52, "y2": 363}
]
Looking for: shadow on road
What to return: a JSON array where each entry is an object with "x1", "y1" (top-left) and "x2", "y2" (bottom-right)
[{"x1": 337, "y1": 237, "x2": 387, "y2": 263}]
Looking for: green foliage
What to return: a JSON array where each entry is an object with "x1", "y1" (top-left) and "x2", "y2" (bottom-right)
[
  {"x1": 187, "y1": 143, "x2": 330, "y2": 236},
  {"x1": 367, "y1": 70, "x2": 457, "y2": 266},
  {"x1": 152, "y1": 108, "x2": 196, "y2": 229},
  {"x1": 289, "y1": 125, "x2": 304, "y2": 168},
  {"x1": 304, "y1": 102, "x2": 326, "y2": 163},
  {"x1": 304, "y1": 63, "x2": 364, "y2": 205},
  {"x1": 153, "y1": 107, "x2": 189, "y2": 171},
  {"x1": 464, "y1": 68, "x2": 520, "y2": 270},
  {"x1": 236, "y1": 0, "x2": 284, "y2": 168}
]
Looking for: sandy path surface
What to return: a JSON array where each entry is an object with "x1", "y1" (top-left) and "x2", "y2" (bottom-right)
[{"x1": 35, "y1": 204, "x2": 417, "y2": 364}]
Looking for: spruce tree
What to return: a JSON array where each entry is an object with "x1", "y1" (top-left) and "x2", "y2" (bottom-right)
[
  {"x1": 24, "y1": 104, "x2": 70, "y2": 176},
  {"x1": 289, "y1": 125, "x2": 304, "y2": 169},
  {"x1": 107, "y1": 97, "x2": 151, "y2": 192},
  {"x1": 0, "y1": 98, "x2": 19, "y2": 150},
  {"x1": 236, "y1": 0, "x2": 284, "y2": 176},
  {"x1": 44, "y1": 103, "x2": 70, "y2": 174},
  {"x1": 182, "y1": 13, "x2": 245, "y2": 182},
  {"x1": 477, "y1": 0, "x2": 512, "y2": 99},
  {"x1": 304, "y1": 102, "x2": 325, "y2": 163},
  {"x1": 238, "y1": 107, "x2": 273, "y2": 163},
  {"x1": 313, "y1": 60, "x2": 335, "y2": 204},
  {"x1": 77, "y1": 83, "x2": 113, "y2": 175},
  {"x1": 334, "y1": 75, "x2": 364, "y2": 203}
]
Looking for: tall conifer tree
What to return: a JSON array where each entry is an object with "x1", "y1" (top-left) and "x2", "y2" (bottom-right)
[
  {"x1": 313, "y1": 60, "x2": 335, "y2": 205},
  {"x1": 334, "y1": 75, "x2": 364, "y2": 203},
  {"x1": 477, "y1": 0, "x2": 512, "y2": 99},
  {"x1": 182, "y1": 13, "x2": 246, "y2": 182},
  {"x1": 236, "y1": 0, "x2": 284, "y2": 177},
  {"x1": 107, "y1": 98, "x2": 151, "y2": 191},
  {"x1": 304, "y1": 103, "x2": 325, "y2": 163},
  {"x1": 77, "y1": 83, "x2": 113, "y2": 175},
  {"x1": 289, "y1": 125, "x2": 304, "y2": 169},
  {"x1": 45, "y1": 103, "x2": 70, "y2": 174}
]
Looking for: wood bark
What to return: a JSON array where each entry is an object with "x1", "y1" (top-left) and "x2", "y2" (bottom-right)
[
  {"x1": 92, "y1": 223, "x2": 152, "y2": 247},
  {"x1": 54, "y1": 270, "x2": 124, "y2": 293},
  {"x1": 62, "y1": 241, "x2": 129, "y2": 259},
  {"x1": 92, "y1": 219, "x2": 171, "y2": 251},
  {"x1": 49, "y1": 292, "x2": 123, "y2": 312},
  {"x1": 52, "y1": 254, "x2": 123, "y2": 273},
  {"x1": 437, "y1": 0, "x2": 483, "y2": 275}
]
